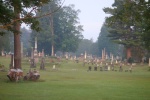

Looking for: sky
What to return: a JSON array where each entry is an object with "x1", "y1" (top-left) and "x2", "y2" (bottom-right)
[{"x1": 63, "y1": 0, "x2": 114, "y2": 42}]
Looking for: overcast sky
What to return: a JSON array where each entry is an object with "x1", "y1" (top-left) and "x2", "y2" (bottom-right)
[{"x1": 64, "y1": 0, "x2": 114, "y2": 42}]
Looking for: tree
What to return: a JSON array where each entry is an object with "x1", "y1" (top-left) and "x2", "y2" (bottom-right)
[
  {"x1": 103, "y1": 0, "x2": 143, "y2": 59},
  {"x1": 98, "y1": 24, "x2": 121, "y2": 57},
  {"x1": 20, "y1": 27, "x2": 31, "y2": 55},
  {"x1": 140, "y1": 0, "x2": 150, "y2": 50},
  {"x1": 76, "y1": 39, "x2": 93, "y2": 56},
  {"x1": 0, "y1": 33, "x2": 11, "y2": 53},
  {"x1": 76, "y1": 39, "x2": 99, "y2": 57},
  {"x1": 0, "y1": 0, "x2": 50, "y2": 68},
  {"x1": 31, "y1": 2, "x2": 83, "y2": 55}
]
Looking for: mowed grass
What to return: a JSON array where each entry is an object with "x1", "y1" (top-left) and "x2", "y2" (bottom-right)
[{"x1": 0, "y1": 56, "x2": 150, "y2": 100}]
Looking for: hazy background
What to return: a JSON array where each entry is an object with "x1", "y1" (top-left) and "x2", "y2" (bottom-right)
[{"x1": 64, "y1": 0, "x2": 114, "y2": 41}]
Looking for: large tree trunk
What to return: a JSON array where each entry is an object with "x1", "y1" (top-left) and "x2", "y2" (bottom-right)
[
  {"x1": 14, "y1": 7, "x2": 21, "y2": 69},
  {"x1": 126, "y1": 47, "x2": 131, "y2": 59}
]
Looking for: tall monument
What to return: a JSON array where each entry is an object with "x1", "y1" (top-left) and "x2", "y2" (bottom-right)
[
  {"x1": 34, "y1": 37, "x2": 39, "y2": 63},
  {"x1": 84, "y1": 51, "x2": 87, "y2": 60},
  {"x1": 34, "y1": 37, "x2": 38, "y2": 56}
]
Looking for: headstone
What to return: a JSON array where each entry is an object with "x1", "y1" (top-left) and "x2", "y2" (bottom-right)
[
  {"x1": 1, "y1": 49, "x2": 5, "y2": 56},
  {"x1": 30, "y1": 59, "x2": 36, "y2": 68},
  {"x1": 7, "y1": 69, "x2": 23, "y2": 82},
  {"x1": 108, "y1": 65, "x2": 110, "y2": 71},
  {"x1": 111, "y1": 64, "x2": 114, "y2": 71},
  {"x1": 111, "y1": 54, "x2": 114, "y2": 64},
  {"x1": 106, "y1": 53, "x2": 108, "y2": 60},
  {"x1": 52, "y1": 64, "x2": 56, "y2": 70},
  {"x1": 104, "y1": 63, "x2": 108, "y2": 71},
  {"x1": 30, "y1": 47, "x2": 36, "y2": 68},
  {"x1": 65, "y1": 53, "x2": 68, "y2": 60},
  {"x1": 94, "y1": 66, "x2": 97, "y2": 71},
  {"x1": 119, "y1": 63, "x2": 123, "y2": 72},
  {"x1": 40, "y1": 58, "x2": 45, "y2": 70},
  {"x1": 116, "y1": 60, "x2": 118, "y2": 64},
  {"x1": 88, "y1": 66, "x2": 92, "y2": 71},
  {"x1": 42, "y1": 49, "x2": 45, "y2": 57},
  {"x1": 100, "y1": 66, "x2": 103, "y2": 71},
  {"x1": 23, "y1": 69, "x2": 40, "y2": 81}
]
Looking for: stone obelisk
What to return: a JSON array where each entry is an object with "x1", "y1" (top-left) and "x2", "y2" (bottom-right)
[{"x1": 34, "y1": 37, "x2": 39, "y2": 63}]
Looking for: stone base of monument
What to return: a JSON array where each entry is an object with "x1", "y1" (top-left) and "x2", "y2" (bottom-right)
[
  {"x1": 7, "y1": 69, "x2": 23, "y2": 82},
  {"x1": 23, "y1": 69, "x2": 40, "y2": 81}
]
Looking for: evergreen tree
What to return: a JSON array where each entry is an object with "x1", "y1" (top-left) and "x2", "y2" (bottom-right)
[
  {"x1": 98, "y1": 24, "x2": 121, "y2": 57},
  {"x1": 103, "y1": 0, "x2": 143, "y2": 60}
]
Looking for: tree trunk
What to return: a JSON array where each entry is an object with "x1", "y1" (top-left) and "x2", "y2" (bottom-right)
[
  {"x1": 126, "y1": 47, "x2": 131, "y2": 59},
  {"x1": 14, "y1": 8, "x2": 21, "y2": 69},
  {"x1": 51, "y1": 44, "x2": 54, "y2": 56},
  {"x1": 49, "y1": 5, "x2": 55, "y2": 56}
]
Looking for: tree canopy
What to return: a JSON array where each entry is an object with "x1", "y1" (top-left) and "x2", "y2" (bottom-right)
[
  {"x1": 103, "y1": 0, "x2": 150, "y2": 50},
  {"x1": 0, "y1": 0, "x2": 51, "y2": 35},
  {"x1": 98, "y1": 24, "x2": 121, "y2": 57},
  {"x1": 0, "y1": 0, "x2": 51, "y2": 68},
  {"x1": 31, "y1": 1, "x2": 83, "y2": 55}
]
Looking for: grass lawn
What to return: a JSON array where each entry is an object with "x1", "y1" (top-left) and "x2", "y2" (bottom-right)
[{"x1": 0, "y1": 56, "x2": 150, "y2": 100}]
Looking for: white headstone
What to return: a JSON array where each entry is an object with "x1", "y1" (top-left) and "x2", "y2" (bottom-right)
[
  {"x1": 53, "y1": 65, "x2": 55, "y2": 69},
  {"x1": 108, "y1": 66, "x2": 110, "y2": 71}
]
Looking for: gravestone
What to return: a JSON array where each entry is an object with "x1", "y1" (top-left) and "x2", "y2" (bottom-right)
[
  {"x1": 108, "y1": 65, "x2": 110, "y2": 71},
  {"x1": 7, "y1": 69, "x2": 23, "y2": 82},
  {"x1": 1, "y1": 49, "x2": 5, "y2": 56},
  {"x1": 129, "y1": 65, "x2": 132, "y2": 73},
  {"x1": 40, "y1": 58, "x2": 45, "y2": 70},
  {"x1": 119, "y1": 63, "x2": 123, "y2": 72},
  {"x1": 104, "y1": 63, "x2": 108, "y2": 71},
  {"x1": 30, "y1": 59, "x2": 36, "y2": 68},
  {"x1": 111, "y1": 64, "x2": 114, "y2": 71},
  {"x1": 23, "y1": 69, "x2": 40, "y2": 81},
  {"x1": 42, "y1": 49, "x2": 45, "y2": 57},
  {"x1": 88, "y1": 66, "x2": 92, "y2": 71},
  {"x1": 94, "y1": 66, "x2": 97, "y2": 71},
  {"x1": 100, "y1": 62, "x2": 103, "y2": 71}
]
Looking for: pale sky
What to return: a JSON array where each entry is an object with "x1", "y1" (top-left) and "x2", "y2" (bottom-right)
[{"x1": 64, "y1": 0, "x2": 114, "y2": 42}]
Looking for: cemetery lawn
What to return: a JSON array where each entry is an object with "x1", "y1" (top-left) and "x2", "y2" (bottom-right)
[{"x1": 0, "y1": 56, "x2": 150, "y2": 100}]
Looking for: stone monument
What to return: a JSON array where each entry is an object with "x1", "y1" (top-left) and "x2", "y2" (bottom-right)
[{"x1": 34, "y1": 37, "x2": 39, "y2": 63}]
